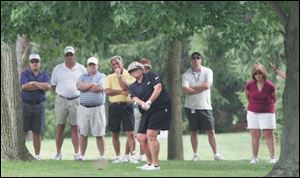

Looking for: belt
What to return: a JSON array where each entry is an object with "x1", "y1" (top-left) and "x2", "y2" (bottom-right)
[
  {"x1": 23, "y1": 101, "x2": 42, "y2": 105},
  {"x1": 80, "y1": 104, "x2": 101, "y2": 108},
  {"x1": 110, "y1": 102, "x2": 131, "y2": 105},
  {"x1": 59, "y1": 95, "x2": 80, "y2": 100}
]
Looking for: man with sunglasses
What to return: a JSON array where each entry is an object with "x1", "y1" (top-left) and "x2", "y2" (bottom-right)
[
  {"x1": 182, "y1": 52, "x2": 223, "y2": 161},
  {"x1": 51, "y1": 46, "x2": 87, "y2": 160},
  {"x1": 20, "y1": 53, "x2": 51, "y2": 160}
]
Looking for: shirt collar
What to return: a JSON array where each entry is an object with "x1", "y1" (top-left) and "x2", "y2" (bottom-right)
[
  {"x1": 29, "y1": 68, "x2": 40, "y2": 75},
  {"x1": 63, "y1": 62, "x2": 78, "y2": 71}
]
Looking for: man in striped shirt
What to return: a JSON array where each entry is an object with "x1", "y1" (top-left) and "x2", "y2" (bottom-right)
[{"x1": 76, "y1": 57, "x2": 106, "y2": 160}]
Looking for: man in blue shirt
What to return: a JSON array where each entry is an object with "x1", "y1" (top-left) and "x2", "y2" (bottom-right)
[
  {"x1": 76, "y1": 57, "x2": 106, "y2": 160},
  {"x1": 20, "y1": 53, "x2": 51, "y2": 160}
]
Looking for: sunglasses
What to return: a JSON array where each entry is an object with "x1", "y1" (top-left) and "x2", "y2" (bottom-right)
[
  {"x1": 192, "y1": 56, "x2": 201, "y2": 60},
  {"x1": 254, "y1": 71, "x2": 262, "y2": 75},
  {"x1": 30, "y1": 60, "x2": 40, "y2": 64},
  {"x1": 65, "y1": 53, "x2": 73, "y2": 57}
]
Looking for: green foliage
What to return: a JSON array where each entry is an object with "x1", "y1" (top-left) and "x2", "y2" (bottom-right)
[{"x1": 109, "y1": 35, "x2": 168, "y2": 76}]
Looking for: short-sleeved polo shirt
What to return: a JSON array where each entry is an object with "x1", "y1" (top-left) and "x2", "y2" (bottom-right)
[
  {"x1": 20, "y1": 69, "x2": 51, "y2": 103},
  {"x1": 129, "y1": 72, "x2": 170, "y2": 108},
  {"x1": 182, "y1": 66, "x2": 213, "y2": 110},
  {"x1": 104, "y1": 69, "x2": 136, "y2": 103},
  {"x1": 78, "y1": 72, "x2": 106, "y2": 106},
  {"x1": 51, "y1": 62, "x2": 86, "y2": 98}
]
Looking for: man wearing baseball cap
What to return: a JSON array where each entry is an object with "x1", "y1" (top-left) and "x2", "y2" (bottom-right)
[
  {"x1": 51, "y1": 46, "x2": 87, "y2": 160},
  {"x1": 20, "y1": 53, "x2": 51, "y2": 160},
  {"x1": 76, "y1": 57, "x2": 107, "y2": 160},
  {"x1": 182, "y1": 52, "x2": 223, "y2": 161}
]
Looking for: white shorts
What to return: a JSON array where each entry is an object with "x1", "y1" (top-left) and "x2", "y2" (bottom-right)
[
  {"x1": 247, "y1": 111, "x2": 276, "y2": 129},
  {"x1": 77, "y1": 105, "x2": 106, "y2": 137}
]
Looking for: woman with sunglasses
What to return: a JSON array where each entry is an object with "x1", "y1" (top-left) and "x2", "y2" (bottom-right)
[{"x1": 245, "y1": 63, "x2": 277, "y2": 164}]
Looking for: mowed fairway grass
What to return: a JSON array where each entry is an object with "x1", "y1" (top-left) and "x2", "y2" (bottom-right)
[{"x1": 1, "y1": 132, "x2": 279, "y2": 177}]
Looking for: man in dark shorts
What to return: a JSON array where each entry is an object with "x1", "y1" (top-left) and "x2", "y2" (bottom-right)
[
  {"x1": 104, "y1": 55, "x2": 138, "y2": 164},
  {"x1": 20, "y1": 53, "x2": 51, "y2": 160},
  {"x1": 182, "y1": 52, "x2": 223, "y2": 161},
  {"x1": 128, "y1": 62, "x2": 171, "y2": 171}
]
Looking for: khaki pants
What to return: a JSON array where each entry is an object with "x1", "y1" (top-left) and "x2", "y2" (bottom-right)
[
  {"x1": 77, "y1": 105, "x2": 106, "y2": 137},
  {"x1": 55, "y1": 95, "x2": 79, "y2": 125}
]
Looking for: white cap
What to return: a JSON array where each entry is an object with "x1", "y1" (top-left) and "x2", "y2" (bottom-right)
[
  {"x1": 64, "y1": 46, "x2": 75, "y2": 54},
  {"x1": 29, "y1": 53, "x2": 41, "y2": 61},
  {"x1": 87, "y1": 57, "x2": 98, "y2": 65},
  {"x1": 127, "y1": 61, "x2": 144, "y2": 72}
]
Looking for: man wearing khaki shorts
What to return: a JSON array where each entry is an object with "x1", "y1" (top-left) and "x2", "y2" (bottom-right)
[
  {"x1": 77, "y1": 57, "x2": 106, "y2": 160},
  {"x1": 51, "y1": 46, "x2": 86, "y2": 160}
]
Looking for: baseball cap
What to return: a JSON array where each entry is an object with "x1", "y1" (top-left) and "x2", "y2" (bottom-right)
[
  {"x1": 87, "y1": 57, "x2": 98, "y2": 65},
  {"x1": 29, "y1": 53, "x2": 41, "y2": 61},
  {"x1": 127, "y1": 61, "x2": 144, "y2": 73},
  {"x1": 64, "y1": 46, "x2": 75, "y2": 54}
]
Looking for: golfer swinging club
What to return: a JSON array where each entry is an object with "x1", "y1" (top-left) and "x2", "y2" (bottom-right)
[{"x1": 128, "y1": 62, "x2": 171, "y2": 171}]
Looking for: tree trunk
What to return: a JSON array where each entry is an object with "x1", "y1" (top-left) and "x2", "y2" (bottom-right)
[
  {"x1": 267, "y1": 1, "x2": 299, "y2": 177},
  {"x1": 1, "y1": 42, "x2": 33, "y2": 160},
  {"x1": 16, "y1": 34, "x2": 31, "y2": 77},
  {"x1": 166, "y1": 39, "x2": 184, "y2": 160}
]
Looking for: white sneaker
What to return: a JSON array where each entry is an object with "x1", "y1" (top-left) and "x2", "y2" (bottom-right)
[
  {"x1": 192, "y1": 154, "x2": 199, "y2": 161},
  {"x1": 137, "y1": 163, "x2": 152, "y2": 169},
  {"x1": 34, "y1": 155, "x2": 42, "y2": 161},
  {"x1": 74, "y1": 153, "x2": 84, "y2": 161},
  {"x1": 250, "y1": 157, "x2": 259, "y2": 164},
  {"x1": 122, "y1": 155, "x2": 129, "y2": 162},
  {"x1": 138, "y1": 154, "x2": 147, "y2": 162},
  {"x1": 54, "y1": 153, "x2": 62, "y2": 160},
  {"x1": 141, "y1": 164, "x2": 160, "y2": 171},
  {"x1": 99, "y1": 155, "x2": 107, "y2": 160},
  {"x1": 112, "y1": 156, "x2": 123, "y2": 164},
  {"x1": 129, "y1": 155, "x2": 139, "y2": 164},
  {"x1": 214, "y1": 153, "x2": 224, "y2": 161},
  {"x1": 268, "y1": 158, "x2": 277, "y2": 164}
]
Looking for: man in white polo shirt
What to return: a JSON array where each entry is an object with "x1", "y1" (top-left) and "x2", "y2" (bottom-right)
[
  {"x1": 182, "y1": 52, "x2": 223, "y2": 161},
  {"x1": 51, "y1": 46, "x2": 86, "y2": 160}
]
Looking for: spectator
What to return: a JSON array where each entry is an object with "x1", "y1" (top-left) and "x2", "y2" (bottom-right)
[
  {"x1": 77, "y1": 57, "x2": 106, "y2": 160},
  {"x1": 245, "y1": 63, "x2": 277, "y2": 164},
  {"x1": 51, "y1": 46, "x2": 86, "y2": 160},
  {"x1": 182, "y1": 52, "x2": 223, "y2": 161},
  {"x1": 104, "y1": 55, "x2": 138, "y2": 164},
  {"x1": 20, "y1": 53, "x2": 51, "y2": 160}
]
